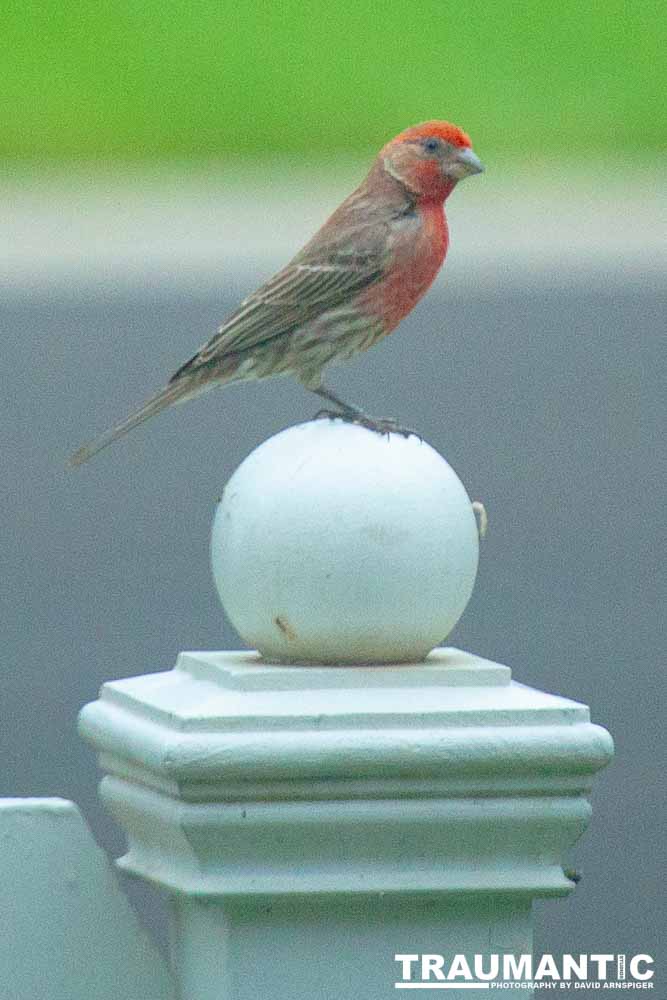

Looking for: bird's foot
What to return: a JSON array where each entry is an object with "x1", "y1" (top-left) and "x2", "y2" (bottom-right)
[
  {"x1": 355, "y1": 414, "x2": 421, "y2": 440},
  {"x1": 313, "y1": 407, "x2": 350, "y2": 422},
  {"x1": 313, "y1": 408, "x2": 420, "y2": 440}
]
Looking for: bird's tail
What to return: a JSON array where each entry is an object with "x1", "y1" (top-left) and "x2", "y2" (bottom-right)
[{"x1": 67, "y1": 378, "x2": 195, "y2": 468}]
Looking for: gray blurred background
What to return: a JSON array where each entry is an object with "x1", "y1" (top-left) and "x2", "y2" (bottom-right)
[{"x1": 2, "y1": 161, "x2": 664, "y2": 970}]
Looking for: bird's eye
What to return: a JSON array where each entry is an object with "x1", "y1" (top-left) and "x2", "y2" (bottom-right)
[{"x1": 423, "y1": 138, "x2": 440, "y2": 153}]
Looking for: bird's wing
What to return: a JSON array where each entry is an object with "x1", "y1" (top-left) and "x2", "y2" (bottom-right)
[
  {"x1": 68, "y1": 253, "x2": 386, "y2": 467},
  {"x1": 170, "y1": 250, "x2": 386, "y2": 382}
]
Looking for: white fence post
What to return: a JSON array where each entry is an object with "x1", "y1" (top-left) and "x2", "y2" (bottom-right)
[
  {"x1": 79, "y1": 421, "x2": 613, "y2": 999},
  {"x1": 0, "y1": 798, "x2": 175, "y2": 999}
]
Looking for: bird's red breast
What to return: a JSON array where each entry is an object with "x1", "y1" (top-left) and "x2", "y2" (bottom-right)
[{"x1": 356, "y1": 201, "x2": 449, "y2": 332}]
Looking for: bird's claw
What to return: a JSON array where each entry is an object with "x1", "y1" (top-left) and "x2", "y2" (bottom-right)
[
  {"x1": 312, "y1": 408, "x2": 420, "y2": 441},
  {"x1": 313, "y1": 408, "x2": 344, "y2": 422},
  {"x1": 354, "y1": 415, "x2": 420, "y2": 441}
]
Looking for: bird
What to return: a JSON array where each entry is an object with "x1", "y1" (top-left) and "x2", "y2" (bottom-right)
[{"x1": 68, "y1": 120, "x2": 483, "y2": 467}]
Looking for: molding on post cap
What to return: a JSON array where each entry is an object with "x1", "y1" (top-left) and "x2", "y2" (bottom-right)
[
  {"x1": 79, "y1": 647, "x2": 613, "y2": 900},
  {"x1": 80, "y1": 648, "x2": 612, "y2": 798},
  {"x1": 99, "y1": 775, "x2": 592, "y2": 898}
]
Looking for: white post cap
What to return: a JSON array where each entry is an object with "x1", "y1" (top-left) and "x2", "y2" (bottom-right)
[
  {"x1": 211, "y1": 420, "x2": 479, "y2": 663},
  {"x1": 79, "y1": 648, "x2": 613, "y2": 898}
]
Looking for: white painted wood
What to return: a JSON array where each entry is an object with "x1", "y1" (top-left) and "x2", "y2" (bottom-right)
[
  {"x1": 80, "y1": 647, "x2": 613, "y2": 999},
  {"x1": 0, "y1": 798, "x2": 174, "y2": 1000},
  {"x1": 211, "y1": 420, "x2": 479, "y2": 664}
]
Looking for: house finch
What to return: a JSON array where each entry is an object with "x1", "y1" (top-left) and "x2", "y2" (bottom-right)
[{"x1": 69, "y1": 121, "x2": 483, "y2": 466}]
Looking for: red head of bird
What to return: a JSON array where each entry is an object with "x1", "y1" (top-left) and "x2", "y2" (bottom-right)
[{"x1": 380, "y1": 120, "x2": 484, "y2": 203}]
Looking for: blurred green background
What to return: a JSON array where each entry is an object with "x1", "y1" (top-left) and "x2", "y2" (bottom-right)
[{"x1": 2, "y1": 0, "x2": 664, "y2": 164}]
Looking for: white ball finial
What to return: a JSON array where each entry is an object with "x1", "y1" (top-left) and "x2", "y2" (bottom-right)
[{"x1": 211, "y1": 420, "x2": 479, "y2": 664}]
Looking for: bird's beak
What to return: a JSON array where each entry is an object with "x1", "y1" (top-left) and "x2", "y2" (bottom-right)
[{"x1": 448, "y1": 147, "x2": 485, "y2": 179}]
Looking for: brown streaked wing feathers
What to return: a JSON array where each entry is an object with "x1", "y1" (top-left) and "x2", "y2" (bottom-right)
[{"x1": 170, "y1": 253, "x2": 385, "y2": 383}]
